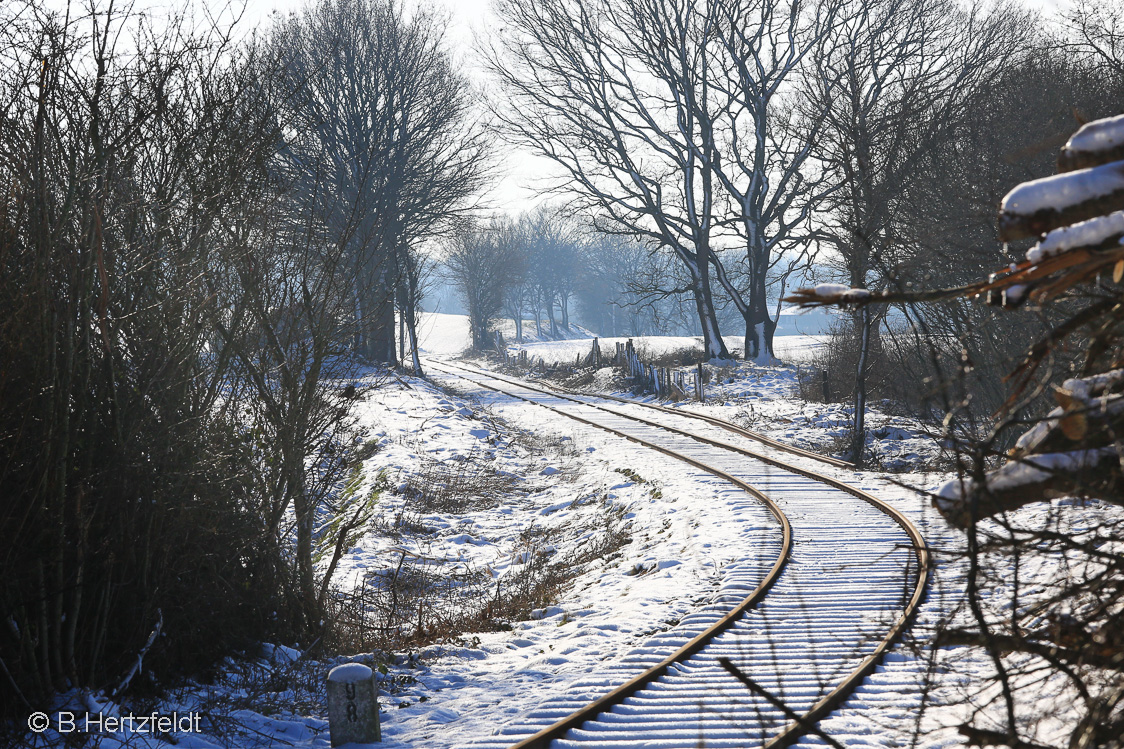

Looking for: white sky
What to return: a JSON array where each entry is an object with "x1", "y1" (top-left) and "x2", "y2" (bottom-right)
[
  {"x1": 219, "y1": 0, "x2": 555, "y2": 215},
  {"x1": 209, "y1": 0, "x2": 1072, "y2": 215}
]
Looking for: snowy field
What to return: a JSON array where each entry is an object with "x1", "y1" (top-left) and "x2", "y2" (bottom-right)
[
  {"x1": 505, "y1": 334, "x2": 825, "y2": 365},
  {"x1": 414, "y1": 313, "x2": 599, "y2": 357},
  {"x1": 414, "y1": 312, "x2": 826, "y2": 364}
]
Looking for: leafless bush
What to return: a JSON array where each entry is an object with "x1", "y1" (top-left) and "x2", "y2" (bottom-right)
[
  {"x1": 489, "y1": 503, "x2": 632, "y2": 622},
  {"x1": 799, "y1": 319, "x2": 952, "y2": 412},
  {"x1": 508, "y1": 428, "x2": 582, "y2": 461},
  {"x1": 323, "y1": 502, "x2": 631, "y2": 652},
  {"x1": 633, "y1": 342, "x2": 705, "y2": 368},
  {"x1": 399, "y1": 455, "x2": 521, "y2": 513},
  {"x1": 0, "y1": 2, "x2": 312, "y2": 716}
]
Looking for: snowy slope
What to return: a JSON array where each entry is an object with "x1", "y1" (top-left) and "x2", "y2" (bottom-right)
[
  {"x1": 22, "y1": 317, "x2": 1109, "y2": 748},
  {"x1": 415, "y1": 312, "x2": 599, "y2": 357}
]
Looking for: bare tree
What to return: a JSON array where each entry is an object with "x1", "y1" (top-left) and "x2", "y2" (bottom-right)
[
  {"x1": 802, "y1": 0, "x2": 1028, "y2": 464},
  {"x1": 204, "y1": 159, "x2": 361, "y2": 623},
  {"x1": 502, "y1": 233, "x2": 532, "y2": 342},
  {"x1": 272, "y1": 0, "x2": 489, "y2": 364},
  {"x1": 523, "y1": 204, "x2": 584, "y2": 338},
  {"x1": 697, "y1": 0, "x2": 841, "y2": 361},
  {"x1": 1058, "y1": 0, "x2": 1124, "y2": 79},
  {"x1": 575, "y1": 229, "x2": 655, "y2": 337},
  {"x1": 487, "y1": 0, "x2": 845, "y2": 361},
  {"x1": 486, "y1": 0, "x2": 733, "y2": 359},
  {"x1": 398, "y1": 242, "x2": 438, "y2": 374},
  {"x1": 445, "y1": 217, "x2": 524, "y2": 350}
]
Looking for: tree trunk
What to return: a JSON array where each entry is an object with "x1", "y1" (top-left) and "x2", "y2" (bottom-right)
[
  {"x1": 689, "y1": 252, "x2": 729, "y2": 360},
  {"x1": 398, "y1": 310, "x2": 406, "y2": 366},
  {"x1": 366, "y1": 265, "x2": 397, "y2": 364},
  {"x1": 850, "y1": 304, "x2": 871, "y2": 466},
  {"x1": 286, "y1": 439, "x2": 318, "y2": 622},
  {"x1": 762, "y1": 317, "x2": 776, "y2": 359},
  {"x1": 356, "y1": 262, "x2": 398, "y2": 364},
  {"x1": 744, "y1": 311, "x2": 777, "y2": 362},
  {"x1": 405, "y1": 304, "x2": 422, "y2": 375},
  {"x1": 744, "y1": 314, "x2": 758, "y2": 360}
]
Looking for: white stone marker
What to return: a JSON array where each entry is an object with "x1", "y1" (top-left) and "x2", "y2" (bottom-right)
[{"x1": 327, "y1": 662, "x2": 381, "y2": 746}]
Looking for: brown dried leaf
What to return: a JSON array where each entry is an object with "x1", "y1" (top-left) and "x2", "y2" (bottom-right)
[{"x1": 1059, "y1": 412, "x2": 1088, "y2": 441}]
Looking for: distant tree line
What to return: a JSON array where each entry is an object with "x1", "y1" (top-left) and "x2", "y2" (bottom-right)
[
  {"x1": 445, "y1": 205, "x2": 708, "y2": 350},
  {"x1": 0, "y1": 0, "x2": 484, "y2": 717}
]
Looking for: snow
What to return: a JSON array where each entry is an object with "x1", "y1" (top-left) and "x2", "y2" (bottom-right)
[
  {"x1": 807, "y1": 283, "x2": 871, "y2": 302},
  {"x1": 813, "y1": 283, "x2": 851, "y2": 295},
  {"x1": 507, "y1": 334, "x2": 826, "y2": 366},
  {"x1": 1066, "y1": 113, "x2": 1124, "y2": 155},
  {"x1": 24, "y1": 320, "x2": 1116, "y2": 749},
  {"x1": 1002, "y1": 283, "x2": 1028, "y2": 306},
  {"x1": 328, "y1": 663, "x2": 373, "y2": 683},
  {"x1": 1001, "y1": 160, "x2": 1124, "y2": 216},
  {"x1": 321, "y1": 368, "x2": 770, "y2": 747},
  {"x1": 1063, "y1": 368, "x2": 1124, "y2": 400},
  {"x1": 935, "y1": 448, "x2": 1117, "y2": 507},
  {"x1": 1025, "y1": 209, "x2": 1124, "y2": 263},
  {"x1": 414, "y1": 312, "x2": 598, "y2": 357},
  {"x1": 418, "y1": 311, "x2": 826, "y2": 365},
  {"x1": 414, "y1": 312, "x2": 472, "y2": 355}
]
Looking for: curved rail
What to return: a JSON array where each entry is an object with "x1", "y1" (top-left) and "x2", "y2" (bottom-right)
[
  {"x1": 425, "y1": 359, "x2": 930, "y2": 748},
  {"x1": 582, "y1": 391, "x2": 854, "y2": 469},
  {"x1": 479, "y1": 358, "x2": 854, "y2": 469}
]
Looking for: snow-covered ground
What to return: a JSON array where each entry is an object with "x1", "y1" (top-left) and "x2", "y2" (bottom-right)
[
  {"x1": 414, "y1": 312, "x2": 472, "y2": 356},
  {"x1": 414, "y1": 312, "x2": 598, "y2": 358},
  {"x1": 506, "y1": 334, "x2": 825, "y2": 366},
  {"x1": 415, "y1": 312, "x2": 825, "y2": 364},
  {"x1": 489, "y1": 340, "x2": 938, "y2": 471},
  {"x1": 21, "y1": 318, "x2": 1113, "y2": 749}
]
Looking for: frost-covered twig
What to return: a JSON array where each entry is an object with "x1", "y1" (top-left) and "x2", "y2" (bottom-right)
[
  {"x1": 112, "y1": 608, "x2": 162, "y2": 699},
  {"x1": 935, "y1": 448, "x2": 1124, "y2": 527}
]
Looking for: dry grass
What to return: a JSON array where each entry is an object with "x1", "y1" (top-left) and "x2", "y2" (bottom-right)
[
  {"x1": 323, "y1": 500, "x2": 631, "y2": 653},
  {"x1": 398, "y1": 454, "x2": 520, "y2": 514},
  {"x1": 633, "y1": 342, "x2": 704, "y2": 368}
]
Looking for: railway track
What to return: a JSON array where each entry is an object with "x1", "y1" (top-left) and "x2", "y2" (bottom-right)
[
  {"x1": 424, "y1": 359, "x2": 930, "y2": 749},
  {"x1": 543, "y1": 376, "x2": 855, "y2": 470}
]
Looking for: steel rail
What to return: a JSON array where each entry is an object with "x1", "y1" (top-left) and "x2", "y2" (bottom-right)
[
  {"x1": 425, "y1": 359, "x2": 930, "y2": 749},
  {"x1": 425, "y1": 359, "x2": 793, "y2": 746},
  {"x1": 475, "y1": 359, "x2": 854, "y2": 469}
]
